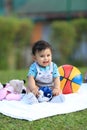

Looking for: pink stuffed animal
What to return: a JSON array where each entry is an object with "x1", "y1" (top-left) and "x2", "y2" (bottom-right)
[
  {"x1": 0, "y1": 79, "x2": 26, "y2": 101},
  {"x1": 0, "y1": 83, "x2": 3, "y2": 90},
  {"x1": 0, "y1": 83, "x2": 22, "y2": 100}
]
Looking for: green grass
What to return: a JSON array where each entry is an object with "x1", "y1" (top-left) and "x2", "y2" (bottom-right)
[
  {"x1": 0, "y1": 69, "x2": 28, "y2": 84},
  {"x1": 0, "y1": 67, "x2": 87, "y2": 130}
]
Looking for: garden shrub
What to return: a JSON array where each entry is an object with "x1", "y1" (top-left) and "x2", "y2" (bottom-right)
[
  {"x1": 51, "y1": 19, "x2": 87, "y2": 66},
  {"x1": 51, "y1": 21, "x2": 76, "y2": 65},
  {"x1": 0, "y1": 16, "x2": 33, "y2": 70}
]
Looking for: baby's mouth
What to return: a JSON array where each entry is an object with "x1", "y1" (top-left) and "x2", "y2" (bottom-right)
[{"x1": 43, "y1": 61, "x2": 49, "y2": 64}]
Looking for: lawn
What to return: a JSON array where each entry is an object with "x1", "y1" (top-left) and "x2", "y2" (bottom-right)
[{"x1": 0, "y1": 67, "x2": 87, "y2": 130}]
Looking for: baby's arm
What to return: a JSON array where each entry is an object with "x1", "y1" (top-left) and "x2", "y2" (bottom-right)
[
  {"x1": 27, "y1": 76, "x2": 39, "y2": 96},
  {"x1": 52, "y1": 77, "x2": 62, "y2": 96}
]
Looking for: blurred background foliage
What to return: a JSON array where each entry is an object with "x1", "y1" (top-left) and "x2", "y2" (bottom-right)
[
  {"x1": 51, "y1": 18, "x2": 87, "y2": 66},
  {"x1": 0, "y1": 16, "x2": 33, "y2": 70},
  {"x1": 0, "y1": 17, "x2": 87, "y2": 70},
  {"x1": 51, "y1": 21, "x2": 76, "y2": 65}
]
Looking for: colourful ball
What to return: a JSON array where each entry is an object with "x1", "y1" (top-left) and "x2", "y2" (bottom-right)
[{"x1": 58, "y1": 64, "x2": 83, "y2": 94}]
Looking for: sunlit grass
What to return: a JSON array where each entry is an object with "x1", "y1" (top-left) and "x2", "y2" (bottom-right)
[{"x1": 0, "y1": 69, "x2": 28, "y2": 84}]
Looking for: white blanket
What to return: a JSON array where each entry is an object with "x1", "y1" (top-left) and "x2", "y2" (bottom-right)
[{"x1": 0, "y1": 83, "x2": 87, "y2": 121}]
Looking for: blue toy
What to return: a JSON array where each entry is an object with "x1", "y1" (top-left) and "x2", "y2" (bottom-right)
[{"x1": 38, "y1": 86, "x2": 52, "y2": 102}]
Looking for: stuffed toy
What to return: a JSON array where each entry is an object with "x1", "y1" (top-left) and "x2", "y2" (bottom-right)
[
  {"x1": 38, "y1": 86, "x2": 52, "y2": 102},
  {"x1": 0, "y1": 83, "x2": 3, "y2": 90},
  {"x1": 9, "y1": 79, "x2": 26, "y2": 94},
  {"x1": 0, "y1": 79, "x2": 26, "y2": 101}
]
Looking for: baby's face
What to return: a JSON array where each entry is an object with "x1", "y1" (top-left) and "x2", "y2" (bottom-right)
[{"x1": 34, "y1": 48, "x2": 52, "y2": 67}]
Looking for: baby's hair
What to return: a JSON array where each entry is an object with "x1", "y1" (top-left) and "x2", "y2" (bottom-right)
[{"x1": 32, "y1": 40, "x2": 52, "y2": 55}]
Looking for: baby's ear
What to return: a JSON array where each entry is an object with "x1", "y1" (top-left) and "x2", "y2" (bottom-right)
[
  {"x1": 23, "y1": 80, "x2": 26, "y2": 84},
  {"x1": 32, "y1": 55, "x2": 36, "y2": 61}
]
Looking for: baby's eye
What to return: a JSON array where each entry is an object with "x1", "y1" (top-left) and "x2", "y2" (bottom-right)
[
  {"x1": 40, "y1": 55, "x2": 44, "y2": 57},
  {"x1": 47, "y1": 54, "x2": 50, "y2": 57}
]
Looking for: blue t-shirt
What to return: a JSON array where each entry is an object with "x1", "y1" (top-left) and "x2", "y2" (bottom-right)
[{"x1": 27, "y1": 62, "x2": 60, "y2": 78}]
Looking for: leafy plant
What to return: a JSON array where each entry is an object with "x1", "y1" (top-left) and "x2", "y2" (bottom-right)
[
  {"x1": 0, "y1": 16, "x2": 33, "y2": 70},
  {"x1": 51, "y1": 21, "x2": 76, "y2": 64}
]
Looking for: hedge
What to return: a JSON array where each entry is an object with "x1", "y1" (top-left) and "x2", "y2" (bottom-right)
[
  {"x1": 51, "y1": 18, "x2": 87, "y2": 66},
  {"x1": 0, "y1": 16, "x2": 33, "y2": 70}
]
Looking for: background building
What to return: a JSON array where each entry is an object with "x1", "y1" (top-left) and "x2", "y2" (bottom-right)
[{"x1": 0, "y1": 0, "x2": 87, "y2": 43}]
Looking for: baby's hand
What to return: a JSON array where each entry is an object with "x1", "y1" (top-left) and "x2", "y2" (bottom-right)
[
  {"x1": 52, "y1": 88, "x2": 62, "y2": 96},
  {"x1": 32, "y1": 88, "x2": 39, "y2": 97}
]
